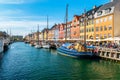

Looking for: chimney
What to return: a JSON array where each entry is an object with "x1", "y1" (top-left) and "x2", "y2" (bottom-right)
[{"x1": 93, "y1": 5, "x2": 96, "y2": 9}]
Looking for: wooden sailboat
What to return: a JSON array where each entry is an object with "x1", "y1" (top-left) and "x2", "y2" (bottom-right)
[
  {"x1": 42, "y1": 16, "x2": 50, "y2": 49},
  {"x1": 35, "y1": 24, "x2": 42, "y2": 48},
  {"x1": 57, "y1": 5, "x2": 95, "y2": 58}
]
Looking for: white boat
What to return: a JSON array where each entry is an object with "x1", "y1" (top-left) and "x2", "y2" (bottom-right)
[
  {"x1": 35, "y1": 44, "x2": 42, "y2": 49},
  {"x1": 42, "y1": 42, "x2": 50, "y2": 49},
  {"x1": 35, "y1": 42, "x2": 42, "y2": 49},
  {"x1": 42, "y1": 44, "x2": 50, "y2": 49},
  {"x1": 0, "y1": 38, "x2": 4, "y2": 53}
]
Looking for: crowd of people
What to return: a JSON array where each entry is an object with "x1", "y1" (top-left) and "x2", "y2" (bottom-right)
[{"x1": 86, "y1": 41, "x2": 120, "y2": 52}]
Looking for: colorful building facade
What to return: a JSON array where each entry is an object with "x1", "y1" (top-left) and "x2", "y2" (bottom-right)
[
  {"x1": 71, "y1": 15, "x2": 80, "y2": 40},
  {"x1": 94, "y1": 0, "x2": 120, "y2": 41},
  {"x1": 59, "y1": 24, "x2": 65, "y2": 40}
]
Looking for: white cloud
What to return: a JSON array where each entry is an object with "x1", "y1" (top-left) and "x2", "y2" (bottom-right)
[
  {"x1": 0, "y1": 0, "x2": 46, "y2": 4},
  {"x1": 0, "y1": 0, "x2": 26, "y2": 4},
  {"x1": 0, "y1": 20, "x2": 57, "y2": 36},
  {"x1": 0, "y1": 9, "x2": 24, "y2": 16},
  {"x1": 0, "y1": 8, "x2": 60, "y2": 36}
]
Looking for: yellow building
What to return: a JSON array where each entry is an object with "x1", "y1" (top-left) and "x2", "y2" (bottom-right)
[
  {"x1": 94, "y1": 0, "x2": 120, "y2": 42},
  {"x1": 79, "y1": 6, "x2": 100, "y2": 41}
]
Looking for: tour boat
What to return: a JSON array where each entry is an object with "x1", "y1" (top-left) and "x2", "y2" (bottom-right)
[{"x1": 57, "y1": 43, "x2": 95, "y2": 58}]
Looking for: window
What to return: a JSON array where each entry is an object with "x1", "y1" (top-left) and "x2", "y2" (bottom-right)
[
  {"x1": 104, "y1": 18, "x2": 107, "y2": 22},
  {"x1": 74, "y1": 22, "x2": 76, "y2": 25},
  {"x1": 100, "y1": 26, "x2": 103, "y2": 31},
  {"x1": 86, "y1": 28, "x2": 89, "y2": 32},
  {"x1": 74, "y1": 31, "x2": 76, "y2": 35},
  {"x1": 80, "y1": 30, "x2": 84, "y2": 33},
  {"x1": 104, "y1": 34, "x2": 107, "y2": 38},
  {"x1": 81, "y1": 18, "x2": 84, "y2": 22},
  {"x1": 108, "y1": 25, "x2": 112, "y2": 30},
  {"x1": 92, "y1": 27, "x2": 94, "y2": 32},
  {"x1": 104, "y1": 26, "x2": 107, "y2": 31},
  {"x1": 108, "y1": 33, "x2": 112, "y2": 38},
  {"x1": 97, "y1": 11, "x2": 102, "y2": 16},
  {"x1": 92, "y1": 20, "x2": 94, "y2": 24},
  {"x1": 105, "y1": 8, "x2": 111, "y2": 14},
  {"x1": 100, "y1": 34, "x2": 102, "y2": 39},
  {"x1": 100, "y1": 19, "x2": 103, "y2": 22},
  {"x1": 74, "y1": 26, "x2": 76, "y2": 28},
  {"x1": 108, "y1": 16, "x2": 112, "y2": 20},
  {"x1": 96, "y1": 20, "x2": 99, "y2": 24},
  {"x1": 89, "y1": 28, "x2": 91, "y2": 32},
  {"x1": 96, "y1": 34, "x2": 99, "y2": 37},
  {"x1": 96, "y1": 27, "x2": 99, "y2": 32}
]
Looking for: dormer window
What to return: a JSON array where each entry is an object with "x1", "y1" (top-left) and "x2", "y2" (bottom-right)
[
  {"x1": 88, "y1": 13, "x2": 89, "y2": 15},
  {"x1": 97, "y1": 11, "x2": 102, "y2": 16},
  {"x1": 105, "y1": 8, "x2": 111, "y2": 14},
  {"x1": 88, "y1": 15, "x2": 92, "y2": 19},
  {"x1": 81, "y1": 18, "x2": 83, "y2": 22}
]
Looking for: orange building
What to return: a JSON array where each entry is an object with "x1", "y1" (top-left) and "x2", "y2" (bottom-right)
[
  {"x1": 59, "y1": 24, "x2": 65, "y2": 40},
  {"x1": 71, "y1": 15, "x2": 80, "y2": 40}
]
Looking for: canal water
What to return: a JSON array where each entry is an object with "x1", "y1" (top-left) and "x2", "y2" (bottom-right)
[{"x1": 0, "y1": 42, "x2": 120, "y2": 80}]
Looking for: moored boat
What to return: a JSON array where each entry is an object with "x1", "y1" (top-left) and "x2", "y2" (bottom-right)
[
  {"x1": 57, "y1": 43, "x2": 95, "y2": 58},
  {"x1": 0, "y1": 38, "x2": 4, "y2": 53},
  {"x1": 42, "y1": 43, "x2": 50, "y2": 49},
  {"x1": 35, "y1": 44, "x2": 42, "y2": 49}
]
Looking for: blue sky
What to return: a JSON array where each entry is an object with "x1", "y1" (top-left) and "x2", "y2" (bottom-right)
[{"x1": 0, "y1": 0, "x2": 110, "y2": 36}]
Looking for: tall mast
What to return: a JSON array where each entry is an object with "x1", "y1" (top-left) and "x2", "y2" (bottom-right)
[
  {"x1": 46, "y1": 15, "x2": 48, "y2": 41},
  {"x1": 37, "y1": 24, "x2": 39, "y2": 44},
  {"x1": 65, "y1": 4, "x2": 68, "y2": 41},
  {"x1": 84, "y1": 9, "x2": 86, "y2": 46}
]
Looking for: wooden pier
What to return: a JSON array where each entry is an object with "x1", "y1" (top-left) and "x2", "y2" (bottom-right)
[{"x1": 96, "y1": 47, "x2": 120, "y2": 62}]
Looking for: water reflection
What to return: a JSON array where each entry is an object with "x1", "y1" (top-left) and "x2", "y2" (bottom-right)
[{"x1": 0, "y1": 42, "x2": 120, "y2": 80}]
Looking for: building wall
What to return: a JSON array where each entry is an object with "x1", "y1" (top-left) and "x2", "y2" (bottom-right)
[
  {"x1": 114, "y1": 2, "x2": 120, "y2": 37},
  {"x1": 71, "y1": 16, "x2": 80, "y2": 40},
  {"x1": 59, "y1": 24, "x2": 65, "y2": 40},
  {"x1": 94, "y1": 14, "x2": 114, "y2": 40},
  {"x1": 55, "y1": 29, "x2": 59, "y2": 41},
  {"x1": 86, "y1": 20, "x2": 94, "y2": 40}
]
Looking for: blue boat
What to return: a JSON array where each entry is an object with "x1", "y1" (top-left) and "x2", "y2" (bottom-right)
[{"x1": 57, "y1": 43, "x2": 95, "y2": 58}]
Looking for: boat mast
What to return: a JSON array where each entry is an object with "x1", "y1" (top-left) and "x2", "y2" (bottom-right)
[
  {"x1": 65, "y1": 4, "x2": 68, "y2": 41},
  {"x1": 84, "y1": 9, "x2": 86, "y2": 46},
  {"x1": 46, "y1": 16, "x2": 48, "y2": 41},
  {"x1": 37, "y1": 24, "x2": 39, "y2": 45}
]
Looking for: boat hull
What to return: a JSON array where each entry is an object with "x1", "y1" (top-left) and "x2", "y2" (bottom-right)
[
  {"x1": 35, "y1": 45, "x2": 42, "y2": 49},
  {"x1": 57, "y1": 47, "x2": 93, "y2": 58}
]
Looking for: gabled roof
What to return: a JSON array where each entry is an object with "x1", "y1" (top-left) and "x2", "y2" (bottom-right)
[
  {"x1": 85, "y1": 5, "x2": 101, "y2": 16},
  {"x1": 97, "y1": 0, "x2": 119, "y2": 12}
]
